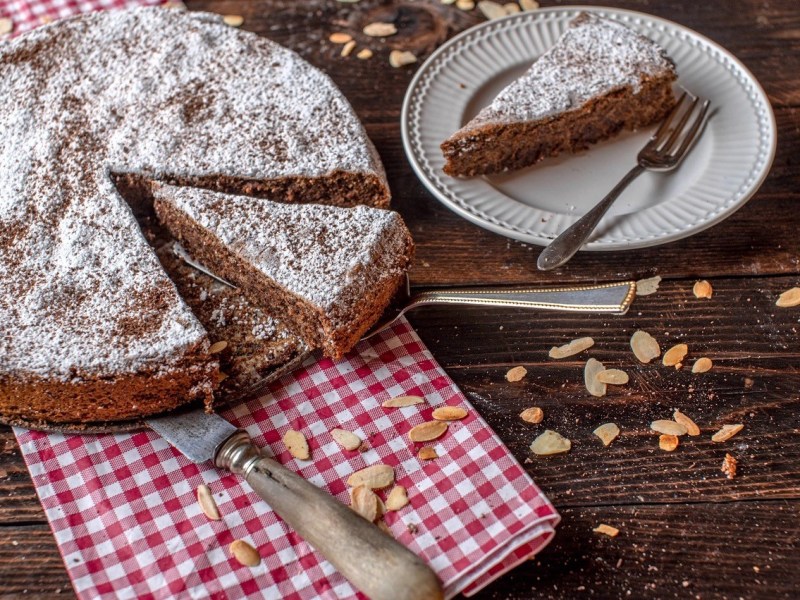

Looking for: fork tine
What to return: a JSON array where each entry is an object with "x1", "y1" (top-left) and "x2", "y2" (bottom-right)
[
  {"x1": 670, "y1": 99, "x2": 711, "y2": 159},
  {"x1": 649, "y1": 91, "x2": 688, "y2": 146},
  {"x1": 658, "y1": 95, "x2": 700, "y2": 153}
]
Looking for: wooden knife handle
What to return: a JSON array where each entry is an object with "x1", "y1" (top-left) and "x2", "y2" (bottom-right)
[{"x1": 216, "y1": 431, "x2": 443, "y2": 600}]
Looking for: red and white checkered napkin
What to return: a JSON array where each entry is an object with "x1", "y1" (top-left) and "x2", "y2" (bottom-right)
[{"x1": 15, "y1": 319, "x2": 559, "y2": 599}]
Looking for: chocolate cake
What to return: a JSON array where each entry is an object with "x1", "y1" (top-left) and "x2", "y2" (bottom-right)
[
  {"x1": 153, "y1": 185, "x2": 415, "y2": 360},
  {"x1": 0, "y1": 7, "x2": 391, "y2": 425},
  {"x1": 441, "y1": 12, "x2": 677, "y2": 176}
]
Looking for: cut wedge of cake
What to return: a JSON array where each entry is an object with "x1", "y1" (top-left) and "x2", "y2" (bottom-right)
[
  {"x1": 441, "y1": 12, "x2": 677, "y2": 176},
  {"x1": 153, "y1": 185, "x2": 414, "y2": 360}
]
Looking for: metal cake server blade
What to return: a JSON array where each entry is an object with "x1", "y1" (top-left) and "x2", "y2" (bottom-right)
[{"x1": 146, "y1": 409, "x2": 442, "y2": 600}]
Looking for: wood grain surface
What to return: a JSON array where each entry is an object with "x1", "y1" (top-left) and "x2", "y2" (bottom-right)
[{"x1": 2, "y1": 1, "x2": 799, "y2": 598}]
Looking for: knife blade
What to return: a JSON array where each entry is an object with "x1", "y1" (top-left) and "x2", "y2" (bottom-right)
[{"x1": 146, "y1": 409, "x2": 442, "y2": 600}]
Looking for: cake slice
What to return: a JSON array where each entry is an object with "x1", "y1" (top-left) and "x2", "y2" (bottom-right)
[
  {"x1": 153, "y1": 185, "x2": 414, "y2": 360},
  {"x1": 441, "y1": 12, "x2": 677, "y2": 176}
]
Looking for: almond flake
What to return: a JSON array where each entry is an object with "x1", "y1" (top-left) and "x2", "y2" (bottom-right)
[
  {"x1": 331, "y1": 428, "x2": 361, "y2": 451},
  {"x1": 350, "y1": 485, "x2": 381, "y2": 522},
  {"x1": 672, "y1": 410, "x2": 700, "y2": 436},
  {"x1": 229, "y1": 540, "x2": 260, "y2": 567},
  {"x1": 593, "y1": 423, "x2": 620, "y2": 446},
  {"x1": 222, "y1": 14, "x2": 244, "y2": 27},
  {"x1": 548, "y1": 336, "x2": 594, "y2": 359},
  {"x1": 356, "y1": 48, "x2": 373, "y2": 59},
  {"x1": 776, "y1": 287, "x2": 800, "y2": 307},
  {"x1": 596, "y1": 369, "x2": 629, "y2": 385},
  {"x1": 519, "y1": 407, "x2": 544, "y2": 424},
  {"x1": 659, "y1": 434, "x2": 679, "y2": 452},
  {"x1": 456, "y1": 0, "x2": 476, "y2": 10},
  {"x1": 503, "y1": 3, "x2": 521, "y2": 14},
  {"x1": 0, "y1": 18, "x2": 13, "y2": 35},
  {"x1": 432, "y1": 406, "x2": 468, "y2": 421},
  {"x1": 209, "y1": 340, "x2": 228, "y2": 354},
  {"x1": 329, "y1": 32, "x2": 353, "y2": 44},
  {"x1": 363, "y1": 22, "x2": 397, "y2": 37},
  {"x1": 163, "y1": 1, "x2": 187, "y2": 9},
  {"x1": 530, "y1": 430, "x2": 571, "y2": 456},
  {"x1": 584, "y1": 358, "x2": 606, "y2": 397},
  {"x1": 593, "y1": 523, "x2": 619, "y2": 537},
  {"x1": 693, "y1": 280, "x2": 713, "y2": 299},
  {"x1": 441, "y1": 0, "x2": 457, "y2": 4},
  {"x1": 692, "y1": 357, "x2": 713, "y2": 373},
  {"x1": 382, "y1": 395, "x2": 425, "y2": 408},
  {"x1": 506, "y1": 365, "x2": 527, "y2": 381},
  {"x1": 282, "y1": 429, "x2": 310, "y2": 460},
  {"x1": 478, "y1": 1, "x2": 506, "y2": 19},
  {"x1": 721, "y1": 453, "x2": 737, "y2": 479},
  {"x1": 635, "y1": 275, "x2": 661, "y2": 296},
  {"x1": 409, "y1": 420, "x2": 448, "y2": 442},
  {"x1": 663, "y1": 343, "x2": 688, "y2": 367},
  {"x1": 630, "y1": 330, "x2": 660, "y2": 363},
  {"x1": 197, "y1": 484, "x2": 221, "y2": 520},
  {"x1": 519, "y1": 0, "x2": 539, "y2": 10},
  {"x1": 389, "y1": 50, "x2": 417, "y2": 68},
  {"x1": 417, "y1": 446, "x2": 438, "y2": 460},
  {"x1": 341, "y1": 40, "x2": 357, "y2": 57},
  {"x1": 650, "y1": 420, "x2": 688, "y2": 436},
  {"x1": 385, "y1": 485, "x2": 409, "y2": 511},
  {"x1": 711, "y1": 424, "x2": 744, "y2": 443},
  {"x1": 347, "y1": 464, "x2": 395, "y2": 489}
]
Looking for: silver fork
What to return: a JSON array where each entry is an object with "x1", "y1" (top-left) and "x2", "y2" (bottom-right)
[{"x1": 537, "y1": 92, "x2": 711, "y2": 271}]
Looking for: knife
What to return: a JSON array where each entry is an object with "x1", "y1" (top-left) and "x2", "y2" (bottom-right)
[{"x1": 147, "y1": 409, "x2": 443, "y2": 600}]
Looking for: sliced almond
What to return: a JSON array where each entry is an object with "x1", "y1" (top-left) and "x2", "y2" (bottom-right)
[
  {"x1": 0, "y1": 18, "x2": 14, "y2": 35},
  {"x1": 331, "y1": 428, "x2": 361, "y2": 451},
  {"x1": 441, "y1": 0, "x2": 457, "y2": 4},
  {"x1": 530, "y1": 430, "x2": 571, "y2": 456},
  {"x1": 593, "y1": 523, "x2": 619, "y2": 537},
  {"x1": 283, "y1": 429, "x2": 310, "y2": 460},
  {"x1": 350, "y1": 485, "x2": 381, "y2": 522},
  {"x1": 663, "y1": 343, "x2": 688, "y2": 367},
  {"x1": 721, "y1": 453, "x2": 737, "y2": 479},
  {"x1": 222, "y1": 14, "x2": 244, "y2": 27},
  {"x1": 341, "y1": 40, "x2": 357, "y2": 57},
  {"x1": 548, "y1": 336, "x2": 595, "y2": 359},
  {"x1": 456, "y1": 0, "x2": 476, "y2": 9},
  {"x1": 506, "y1": 365, "x2": 528, "y2": 382},
  {"x1": 596, "y1": 369, "x2": 629, "y2": 385},
  {"x1": 659, "y1": 434, "x2": 679, "y2": 452},
  {"x1": 692, "y1": 357, "x2": 713, "y2": 373},
  {"x1": 382, "y1": 395, "x2": 425, "y2": 408},
  {"x1": 693, "y1": 280, "x2": 713, "y2": 299},
  {"x1": 329, "y1": 32, "x2": 353, "y2": 44},
  {"x1": 711, "y1": 424, "x2": 744, "y2": 443},
  {"x1": 163, "y1": 1, "x2": 187, "y2": 9},
  {"x1": 673, "y1": 410, "x2": 700, "y2": 436},
  {"x1": 385, "y1": 485, "x2": 409, "y2": 511},
  {"x1": 356, "y1": 48, "x2": 373, "y2": 60},
  {"x1": 776, "y1": 287, "x2": 800, "y2": 307},
  {"x1": 363, "y1": 22, "x2": 397, "y2": 37},
  {"x1": 519, "y1": 407, "x2": 544, "y2": 424},
  {"x1": 478, "y1": 1, "x2": 506, "y2": 19},
  {"x1": 584, "y1": 358, "x2": 607, "y2": 397},
  {"x1": 432, "y1": 406, "x2": 468, "y2": 421},
  {"x1": 229, "y1": 540, "x2": 260, "y2": 567},
  {"x1": 650, "y1": 420, "x2": 688, "y2": 436},
  {"x1": 519, "y1": 0, "x2": 539, "y2": 10},
  {"x1": 630, "y1": 330, "x2": 660, "y2": 363},
  {"x1": 635, "y1": 275, "x2": 661, "y2": 296},
  {"x1": 196, "y1": 484, "x2": 221, "y2": 520},
  {"x1": 347, "y1": 464, "x2": 395, "y2": 489},
  {"x1": 389, "y1": 50, "x2": 417, "y2": 68},
  {"x1": 408, "y1": 420, "x2": 448, "y2": 443},
  {"x1": 209, "y1": 340, "x2": 228, "y2": 354},
  {"x1": 593, "y1": 423, "x2": 620, "y2": 446},
  {"x1": 417, "y1": 446, "x2": 438, "y2": 460},
  {"x1": 503, "y1": 3, "x2": 521, "y2": 14}
]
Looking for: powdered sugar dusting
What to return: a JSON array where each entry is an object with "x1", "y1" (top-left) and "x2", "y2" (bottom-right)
[
  {"x1": 0, "y1": 7, "x2": 385, "y2": 380},
  {"x1": 468, "y1": 12, "x2": 676, "y2": 127}
]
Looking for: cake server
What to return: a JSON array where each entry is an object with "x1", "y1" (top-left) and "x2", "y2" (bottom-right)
[{"x1": 146, "y1": 409, "x2": 443, "y2": 600}]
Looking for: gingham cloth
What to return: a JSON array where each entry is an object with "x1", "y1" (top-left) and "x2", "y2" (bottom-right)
[{"x1": 5, "y1": 1, "x2": 559, "y2": 597}]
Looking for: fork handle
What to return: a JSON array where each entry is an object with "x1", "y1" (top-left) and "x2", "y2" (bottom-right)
[{"x1": 537, "y1": 165, "x2": 645, "y2": 271}]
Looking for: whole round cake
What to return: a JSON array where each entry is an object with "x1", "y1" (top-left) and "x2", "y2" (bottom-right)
[{"x1": 0, "y1": 7, "x2": 392, "y2": 426}]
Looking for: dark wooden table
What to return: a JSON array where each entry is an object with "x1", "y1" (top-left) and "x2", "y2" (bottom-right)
[{"x1": 2, "y1": 0, "x2": 799, "y2": 597}]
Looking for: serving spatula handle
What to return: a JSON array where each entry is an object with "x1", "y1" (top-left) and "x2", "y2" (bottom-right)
[{"x1": 215, "y1": 431, "x2": 443, "y2": 600}]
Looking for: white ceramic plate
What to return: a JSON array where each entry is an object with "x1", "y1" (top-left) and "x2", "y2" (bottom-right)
[{"x1": 401, "y1": 6, "x2": 776, "y2": 250}]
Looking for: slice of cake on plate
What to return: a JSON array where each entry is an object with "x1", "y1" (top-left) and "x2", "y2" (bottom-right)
[
  {"x1": 441, "y1": 12, "x2": 677, "y2": 176},
  {"x1": 153, "y1": 185, "x2": 415, "y2": 360}
]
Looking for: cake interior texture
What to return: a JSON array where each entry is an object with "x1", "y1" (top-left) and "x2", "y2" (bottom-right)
[
  {"x1": 153, "y1": 185, "x2": 415, "y2": 360},
  {"x1": 441, "y1": 12, "x2": 678, "y2": 177}
]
